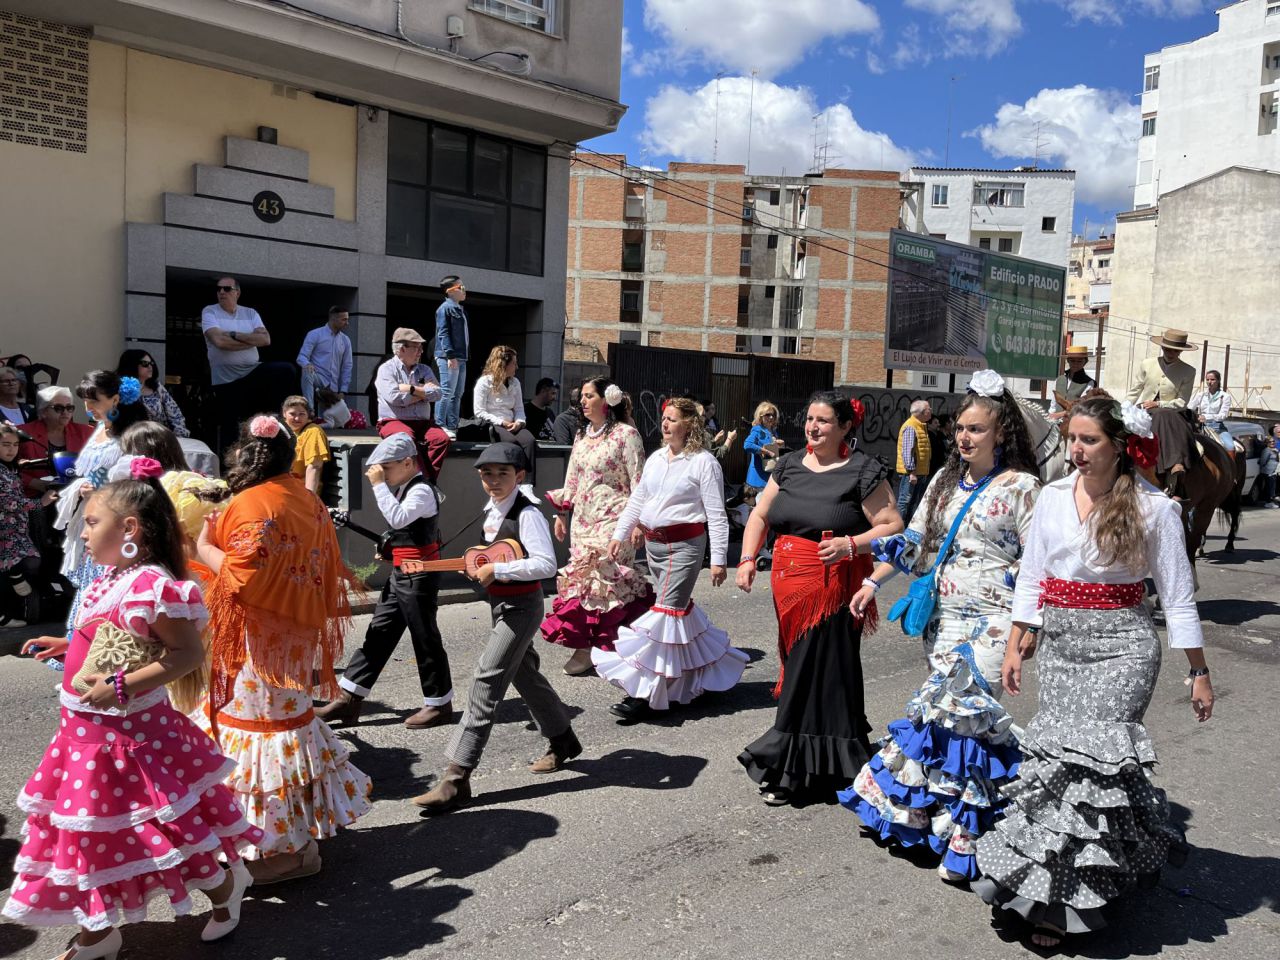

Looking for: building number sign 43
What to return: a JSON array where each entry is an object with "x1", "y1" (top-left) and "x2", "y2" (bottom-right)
[{"x1": 252, "y1": 190, "x2": 286, "y2": 224}]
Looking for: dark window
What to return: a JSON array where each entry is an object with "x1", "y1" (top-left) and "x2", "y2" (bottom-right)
[
  {"x1": 386, "y1": 114, "x2": 547, "y2": 274},
  {"x1": 998, "y1": 237, "x2": 1014, "y2": 253},
  {"x1": 764, "y1": 285, "x2": 775, "y2": 298},
  {"x1": 1042, "y1": 216, "x2": 1056, "y2": 232},
  {"x1": 622, "y1": 242, "x2": 644, "y2": 272},
  {"x1": 978, "y1": 237, "x2": 992, "y2": 250},
  {"x1": 766, "y1": 234, "x2": 778, "y2": 249},
  {"x1": 769, "y1": 189, "x2": 780, "y2": 205},
  {"x1": 737, "y1": 295, "x2": 749, "y2": 313}
]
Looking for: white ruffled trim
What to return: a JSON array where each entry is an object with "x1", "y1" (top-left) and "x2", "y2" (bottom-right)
[
  {"x1": 17, "y1": 757, "x2": 237, "y2": 832},
  {"x1": 14, "y1": 834, "x2": 223, "y2": 890},
  {"x1": 118, "y1": 573, "x2": 208, "y2": 634},
  {"x1": 58, "y1": 684, "x2": 168, "y2": 716},
  {"x1": 3, "y1": 872, "x2": 225, "y2": 932}
]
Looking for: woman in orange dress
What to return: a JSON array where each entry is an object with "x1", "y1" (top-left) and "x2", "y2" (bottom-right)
[{"x1": 194, "y1": 415, "x2": 370, "y2": 886}]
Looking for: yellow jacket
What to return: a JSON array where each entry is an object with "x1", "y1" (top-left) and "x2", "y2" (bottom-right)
[
  {"x1": 1126, "y1": 355, "x2": 1195, "y2": 409},
  {"x1": 896, "y1": 416, "x2": 931, "y2": 476}
]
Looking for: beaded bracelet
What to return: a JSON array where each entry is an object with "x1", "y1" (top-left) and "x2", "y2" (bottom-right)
[
  {"x1": 862, "y1": 577, "x2": 880, "y2": 592},
  {"x1": 112, "y1": 670, "x2": 129, "y2": 706}
]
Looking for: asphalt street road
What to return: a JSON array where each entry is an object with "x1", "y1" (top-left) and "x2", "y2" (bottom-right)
[{"x1": 2, "y1": 509, "x2": 1278, "y2": 960}]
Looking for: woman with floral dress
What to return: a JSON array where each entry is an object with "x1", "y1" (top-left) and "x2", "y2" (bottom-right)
[
  {"x1": 542, "y1": 377, "x2": 653, "y2": 676},
  {"x1": 839, "y1": 370, "x2": 1041, "y2": 883},
  {"x1": 194, "y1": 415, "x2": 370, "y2": 886}
]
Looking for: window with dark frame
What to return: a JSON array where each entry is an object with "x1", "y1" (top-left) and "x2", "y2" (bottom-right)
[
  {"x1": 766, "y1": 234, "x2": 778, "y2": 249},
  {"x1": 1042, "y1": 216, "x2": 1056, "y2": 232},
  {"x1": 998, "y1": 237, "x2": 1014, "y2": 253},
  {"x1": 385, "y1": 113, "x2": 547, "y2": 275}
]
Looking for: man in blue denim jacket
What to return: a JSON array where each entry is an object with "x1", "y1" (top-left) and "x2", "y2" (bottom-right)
[{"x1": 434, "y1": 275, "x2": 469, "y2": 436}]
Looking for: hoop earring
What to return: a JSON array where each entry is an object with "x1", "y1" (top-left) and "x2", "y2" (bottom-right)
[
  {"x1": 107, "y1": 407, "x2": 119, "y2": 422},
  {"x1": 120, "y1": 536, "x2": 138, "y2": 560}
]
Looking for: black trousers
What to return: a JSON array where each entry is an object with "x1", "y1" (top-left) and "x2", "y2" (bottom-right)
[
  {"x1": 212, "y1": 361, "x2": 300, "y2": 453},
  {"x1": 339, "y1": 568, "x2": 453, "y2": 705}
]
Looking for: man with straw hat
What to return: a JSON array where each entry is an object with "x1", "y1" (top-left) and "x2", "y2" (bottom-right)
[
  {"x1": 1126, "y1": 328, "x2": 1199, "y2": 497},
  {"x1": 1048, "y1": 344, "x2": 1097, "y2": 420}
]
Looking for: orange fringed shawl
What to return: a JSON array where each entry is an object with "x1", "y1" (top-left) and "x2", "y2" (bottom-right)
[
  {"x1": 196, "y1": 475, "x2": 359, "y2": 727},
  {"x1": 769, "y1": 534, "x2": 877, "y2": 697}
]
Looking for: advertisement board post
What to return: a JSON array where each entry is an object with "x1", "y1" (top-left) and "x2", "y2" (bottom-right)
[{"x1": 883, "y1": 229, "x2": 1066, "y2": 381}]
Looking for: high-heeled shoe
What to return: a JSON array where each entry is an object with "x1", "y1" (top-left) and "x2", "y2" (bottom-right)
[
  {"x1": 201, "y1": 859, "x2": 253, "y2": 942},
  {"x1": 52, "y1": 927, "x2": 121, "y2": 960}
]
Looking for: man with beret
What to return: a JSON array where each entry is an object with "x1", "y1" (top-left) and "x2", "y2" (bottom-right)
[
  {"x1": 374, "y1": 327, "x2": 452, "y2": 481},
  {"x1": 316, "y1": 432, "x2": 454, "y2": 729},
  {"x1": 412, "y1": 442, "x2": 582, "y2": 814}
]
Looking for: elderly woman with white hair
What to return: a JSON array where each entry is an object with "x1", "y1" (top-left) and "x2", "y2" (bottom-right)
[
  {"x1": 17, "y1": 384, "x2": 96, "y2": 496},
  {"x1": 896, "y1": 399, "x2": 934, "y2": 524}
]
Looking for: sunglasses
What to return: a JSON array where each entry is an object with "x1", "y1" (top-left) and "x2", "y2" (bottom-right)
[
  {"x1": 217, "y1": 285, "x2": 237, "y2": 293},
  {"x1": 763, "y1": 413, "x2": 777, "y2": 418},
  {"x1": 51, "y1": 404, "x2": 75, "y2": 413},
  {"x1": 139, "y1": 360, "x2": 155, "y2": 368}
]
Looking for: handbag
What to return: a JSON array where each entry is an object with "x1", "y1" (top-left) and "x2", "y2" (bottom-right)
[
  {"x1": 71, "y1": 619, "x2": 166, "y2": 695},
  {"x1": 887, "y1": 479, "x2": 992, "y2": 638}
]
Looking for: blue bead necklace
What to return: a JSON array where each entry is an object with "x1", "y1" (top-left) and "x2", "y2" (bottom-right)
[{"x1": 957, "y1": 462, "x2": 1001, "y2": 492}]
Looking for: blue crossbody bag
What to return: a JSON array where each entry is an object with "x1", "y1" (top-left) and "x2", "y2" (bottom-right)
[{"x1": 886, "y1": 478, "x2": 991, "y2": 637}]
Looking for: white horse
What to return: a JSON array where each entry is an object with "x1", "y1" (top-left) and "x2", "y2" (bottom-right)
[{"x1": 1014, "y1": 395, "x2": 1068, "y2": 484}]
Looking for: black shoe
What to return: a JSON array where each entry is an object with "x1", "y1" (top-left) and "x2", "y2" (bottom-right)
[{"x1": 609, "y1": 696, "x2": 651, "y2": 721}]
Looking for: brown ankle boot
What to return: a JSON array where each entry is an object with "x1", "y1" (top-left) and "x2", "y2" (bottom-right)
[
  {"x1": 314, "y1": 689, "x2": 362, "y2": 726},
  {"x1": 410, "y1": 763, "x2": 472, "y2": 815},
  {"x1": 404, "y1": 701, "x2": 454, "y2": 729},
  {"x1": 529, "y1": 728, "x2": 583, "y2": 774}
]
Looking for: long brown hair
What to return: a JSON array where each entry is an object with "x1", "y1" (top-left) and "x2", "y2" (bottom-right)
[
  {"x1": 481, "y1": 345, "x2": 517, "y2": 395},
  {"x1": 225, "y1": 418, "x2": 294, "y2": 493},
  {"x1": 917, "y1": 390, "x2": 1039, "y2": 570},
  {"x1": 1071, "y1": 396, "x2": 1147, "y2": 573}
]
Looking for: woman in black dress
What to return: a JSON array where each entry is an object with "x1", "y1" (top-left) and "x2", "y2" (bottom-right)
[{"x1": 736, "y1": 391, "x2": 903, "y2": 806}]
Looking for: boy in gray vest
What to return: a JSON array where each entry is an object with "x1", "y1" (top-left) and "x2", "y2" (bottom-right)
[
  {"x1": 412, "y1": 442, "x2": 582, "y2": 814},
  {"x1": 316, "y1": 433, "x2": 454, "y2": 728}
]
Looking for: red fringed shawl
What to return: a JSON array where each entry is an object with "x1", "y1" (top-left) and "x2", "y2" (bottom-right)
[{"x1": 769, "y1": 534, "x2": 877, "y2": 697}]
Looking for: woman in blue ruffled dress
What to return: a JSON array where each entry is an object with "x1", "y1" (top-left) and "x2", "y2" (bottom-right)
[{"x1": 839, "y1": 370, "x2": 1041, "y2": 883}]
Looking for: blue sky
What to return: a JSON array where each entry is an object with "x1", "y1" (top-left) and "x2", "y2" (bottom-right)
[{"x1": 586, "y1": 0, "x2": 1223, "y2": 236}]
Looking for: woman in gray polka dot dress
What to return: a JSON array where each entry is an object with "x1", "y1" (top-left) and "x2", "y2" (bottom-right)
[{"x1": 973, "y1": 397, "x2": 1215, "y2": 949}]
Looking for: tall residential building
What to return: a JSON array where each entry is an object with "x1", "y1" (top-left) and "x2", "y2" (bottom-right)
[
  {"x1": 566, "y1": 155, "x2": 902, "y2": 385},
  {"x1": 0, "y1": 0, "x2": 623, "y2": 419},
  {"x1": 1133, "y1": 0, "x2": 1280, "y2": 209},
  {"x1": 900, "y1": 167, "x2": 1076, "y2": 267}
]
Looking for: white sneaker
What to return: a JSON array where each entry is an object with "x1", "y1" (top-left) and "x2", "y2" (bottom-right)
[{"x1": 443, "y1": 428, "x2": 457, "y2": 440}]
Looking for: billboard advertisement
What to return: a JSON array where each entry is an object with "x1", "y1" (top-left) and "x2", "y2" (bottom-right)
[{"x1": 883, "y1": 229, "x2": 1066, "y2": 380}]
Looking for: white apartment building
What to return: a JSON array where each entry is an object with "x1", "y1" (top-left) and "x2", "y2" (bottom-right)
[
  {"x1": 900, "y1": 167, "x2": 1076, "y2": 267},
  {"x1": 1133, "y1": 0, "x2": 1280, "y2": 209}
]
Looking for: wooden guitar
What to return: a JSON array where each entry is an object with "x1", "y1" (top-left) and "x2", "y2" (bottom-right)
[{"x1": 398, "y1": 539, "x2": 525, "y2": 576}]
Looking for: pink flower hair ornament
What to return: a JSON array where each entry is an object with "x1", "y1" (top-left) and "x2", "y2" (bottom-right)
[
  {"x1": 129, "y1": 456, "x2": 164, "y2": 481},
  {"x1": 249, "y1": 415, "x2": 283, "y2": 440}
]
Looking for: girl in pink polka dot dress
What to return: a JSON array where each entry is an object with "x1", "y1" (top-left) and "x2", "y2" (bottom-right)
[{"x1": 4, "y1": 462, "x2": 263, "y2": 960}]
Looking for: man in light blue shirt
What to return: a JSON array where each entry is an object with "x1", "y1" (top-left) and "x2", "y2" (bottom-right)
[{"x1": 296, "y1": 306, "x2": 353, "y2": 411}]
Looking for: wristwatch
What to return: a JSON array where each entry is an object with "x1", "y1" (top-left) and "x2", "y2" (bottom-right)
[{"x1": 230, "y1": 330, "x2": 239, "y2": 342}]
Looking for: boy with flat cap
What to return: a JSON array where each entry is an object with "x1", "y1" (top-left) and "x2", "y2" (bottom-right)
[
  {"x1": 317, "y1": 432, "x2": 454, "y2": 728},
  {"x1": 412, "y1": 442, "x2": 582, "y2": 814}
]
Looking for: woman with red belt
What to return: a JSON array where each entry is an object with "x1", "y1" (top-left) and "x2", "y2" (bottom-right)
[
  {"x1": 974, "y1": 396, "x2": 1214, "y2": 949},
  {"x1": 736, "y1": 391, "x2": 903, "y2": 807},
  {"x1": 593, "y1": 398, "x2": 747, "y2": 722}
]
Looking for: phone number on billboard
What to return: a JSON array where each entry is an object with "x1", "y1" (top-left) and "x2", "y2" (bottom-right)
[{"x1": 991, "y1": 333, "x2": 1058, "y2": 357}]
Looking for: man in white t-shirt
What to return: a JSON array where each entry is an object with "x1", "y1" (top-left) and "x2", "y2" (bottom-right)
[{"x1": 201, "y1": 276, "x2": 296, "y2": 449}]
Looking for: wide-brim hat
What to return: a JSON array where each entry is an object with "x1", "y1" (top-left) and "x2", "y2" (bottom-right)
[
  {"x1": 1064, "y1": 344, "x2": 1091, "y2": 358},
  {"x1": 391, "y1": 327, "x2": 426, "y2": 344},
  {"x1": 1150, "y1": 328, "x2": 1196, "y2": 351}
]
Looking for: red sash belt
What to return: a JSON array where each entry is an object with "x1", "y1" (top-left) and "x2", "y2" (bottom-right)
[
  {"x1": 488, "y1": 582, "x2": 541, "y2": 597},
  {"x1": 641, "y1": 521, "x2": 706, "y2": 544},
  {"x1": 653, "y1": 601, "x2": 693, "y2": 617},
  {"x1": 392, "y1": 544, "x2": 439, "y2": 567},
  {"x1": 1039, "y1": 578, "x2": 1145, "y2": 610},
  {"x1": 212, "y1": 707, "x2": 315, "y2": 734}
]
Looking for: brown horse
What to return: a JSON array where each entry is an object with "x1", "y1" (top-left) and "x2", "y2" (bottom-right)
[{"x1": 1054, "y1": 391, "x2": 1244, "y2": 560}]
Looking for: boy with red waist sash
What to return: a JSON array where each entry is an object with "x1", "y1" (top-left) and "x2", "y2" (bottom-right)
[
  {"x1": 316, "y1": 433, "x2": 454, "y2": 729},
  {"x1": 412, "y1": 442, "x2": 582, "y2": 815}
]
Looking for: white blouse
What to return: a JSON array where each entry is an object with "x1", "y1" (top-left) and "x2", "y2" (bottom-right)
[
  {"x1": 472, "y1": 375, "x2": 525, "y2": 428},
  {"x1": 613, "y1": 447, "x2": 729, "y2": 567},
  {"x1": 1011, "y1": 474, "x2": 1203, "y2": 648}
]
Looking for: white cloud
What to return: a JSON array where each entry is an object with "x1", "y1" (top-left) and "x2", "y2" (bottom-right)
[
  {"x1": 1059, "y1": 0, "x2": 1207, "y2": 23},
  {"x1": 968, "y1": 85, "x2": 1140, "y2": 209},
  {"x1": 902, "y1": 0, "x2": 1023, "y2": 58},
  {"x1": 621, "y1": 27, "x2": 634, "y2": 63},
  {"x1": 641, "y1": 0, "x2": 879, "y2": 78},
  {"x1": 642, "y1": 76, "x2": 913, "y2": 176}
]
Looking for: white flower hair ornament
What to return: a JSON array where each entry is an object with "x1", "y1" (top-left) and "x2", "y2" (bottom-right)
[
  {"x1": 1118, "y1": 401, "x2": 1154, "y2": 439},
  {"x1": 603, "y1": 383, "x2": 624, "y2": 406},
  {"x1": 967, "y1": 369, "x2": 1006, "y2": 398}
]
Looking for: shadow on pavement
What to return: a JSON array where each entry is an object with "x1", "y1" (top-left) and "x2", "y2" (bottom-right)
[
  {"x1": 465, "y1": 747, "x2": 707, "y2": 809},
  {"x1": 1195, "y1": 598, "x2": 1280, "y2": 626},
  {"x1": 0, "y1": 813, "x2": 39, "y2": 958},
  {"x1": 1203, "y1": 547, "x2": 1279, "y2": 566},
  {"x1": 986, "y1": 802, "x2": 1280, "y2": 957}
]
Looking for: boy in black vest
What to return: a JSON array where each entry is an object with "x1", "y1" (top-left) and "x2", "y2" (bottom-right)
[
  {"x1": 316, "y1": 433, "x2": 454, "y2": 728},
  {"x1": 412, "y1": 442, "x2": 582, "y2": 814}
]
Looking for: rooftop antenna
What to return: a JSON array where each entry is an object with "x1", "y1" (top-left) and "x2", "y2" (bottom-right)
[{"x1": 1023, "y1": 119, "x2": 1049, "y2": 169}]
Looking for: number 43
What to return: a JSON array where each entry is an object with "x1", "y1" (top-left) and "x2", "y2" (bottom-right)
[{"x1": 257, "y1": 197, "x2": 282, "y2": 217}]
